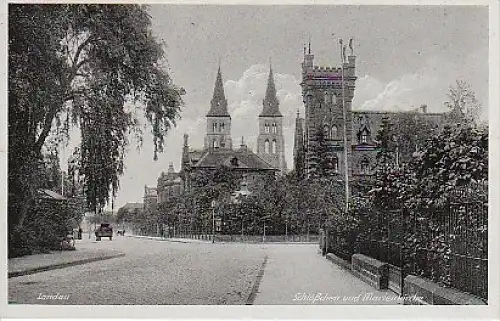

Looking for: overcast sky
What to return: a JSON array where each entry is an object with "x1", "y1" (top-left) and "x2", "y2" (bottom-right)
[{"x1": 92, "y1": 4, "x2": 488, "y2": 210}]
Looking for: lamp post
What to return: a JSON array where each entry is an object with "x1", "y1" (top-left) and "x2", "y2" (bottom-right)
[
  {"x1": 211, "y1": 200, "x2": 216, "y2": 243},
  {"x1": 339, "y1": 38, "x2": 350, "y2": 213}
]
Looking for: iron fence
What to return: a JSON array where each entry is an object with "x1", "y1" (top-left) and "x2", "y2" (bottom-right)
[{"x1": 326, "y1": 182, "x2": 488, "y2": 301}]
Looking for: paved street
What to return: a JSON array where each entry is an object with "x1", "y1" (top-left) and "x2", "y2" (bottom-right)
[{"x1": 9, "y1": 236, "x2": 400, "y2": 305}]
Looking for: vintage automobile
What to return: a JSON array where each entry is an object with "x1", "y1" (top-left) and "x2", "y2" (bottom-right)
[{"x1": 95, "y1": 223, "x2": 113, "y2": 241}]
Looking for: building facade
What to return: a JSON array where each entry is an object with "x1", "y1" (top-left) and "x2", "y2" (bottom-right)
[
  {"x1": 175, "y1": 65, "x2": 282, "y2": 199},
  {"x1": 157, "y1": 163, "x2": 182, "y2": 204},
  {"x1": 143, "y1": 186, "x2": 157, "y2": 211},
  {"x1": 293, "y1": 44, "x2": 447, "y2": 186},
  {"x1": 256, "y1": 66, "x2": 287, "y2": 174}
]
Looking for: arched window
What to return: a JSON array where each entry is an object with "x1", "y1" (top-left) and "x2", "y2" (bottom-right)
[
  {"x1": 272, "y1": 123, "x2": 277, "y2": 133},
  {"x1": 361, "y1": 132, "x2": 369, "y2": 144},
  {"x1": 333, "y1": 157, "x2": 339, "y2": 173},
  {"x1": 360, "y1": 158, "x2": 370, "y2": 175},
  {"x1": 265, "y1": 140, "x2": 270, "y2": 153},
  {"x1": 331, "y1": 125, "x2": 338, "y2": 139},
  {"x1": 265, "y1": 124, "x2": 270, "y2": 133},
  {"x1": 272, "y1": 140, "x2": 277, "y2": 154},
  {"x1": 323, "y1": 125, "x2": 329, "y2": 138}
]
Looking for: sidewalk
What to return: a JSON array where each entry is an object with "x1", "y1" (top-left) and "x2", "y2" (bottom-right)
[
  {"x1": 252, "y1": 244, "x2": 402, "y2": 305},
  {"x1": 8, "y1": 247, "x2": 125, "y2": 278}
]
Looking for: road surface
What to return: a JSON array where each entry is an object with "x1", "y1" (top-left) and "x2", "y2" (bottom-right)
[{"x1": 8, "y1": 236, "x2": 400, "y2": 305}]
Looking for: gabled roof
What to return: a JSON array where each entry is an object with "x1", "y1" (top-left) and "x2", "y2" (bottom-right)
[
  {"x1": 121, "y1": 202, "x2": 143, "y2": 211},
  {"x1": 193, "y1": 148, "x2": 276, "y2": 171},
  {"x1": 188, "y1": 149, "x2": 206, "y2": 166}
]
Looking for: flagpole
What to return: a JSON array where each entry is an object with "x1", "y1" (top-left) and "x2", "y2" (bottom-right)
[{"x1": 340, "y1": 39, "x2": 349, "y2": 213}]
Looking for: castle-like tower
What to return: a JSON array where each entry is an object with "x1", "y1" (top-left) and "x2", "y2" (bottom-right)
[
  {"x1": 204, "y1": 66, "x2": 233, "y2": 150},
  {"x1": 300, "y1": 43, "x2": 357, "y2": 178},
  {"x1": 256, "y1": 65, "x2": 287, "y2": 173}
]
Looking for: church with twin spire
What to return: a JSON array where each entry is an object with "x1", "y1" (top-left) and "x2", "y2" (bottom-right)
[{"x1": 155, "y1": 63, "x2": 287, "y2": 202}]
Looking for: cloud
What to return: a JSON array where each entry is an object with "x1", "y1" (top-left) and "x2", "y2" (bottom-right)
[
  {"x1": 224, "y1": 64, "x2": 303, "y2": 166},
  {"x1": 353, "y1": 50, "x2": 488, "y2": 115},
  {"x1": 354, "y1": 72, "x2": 440, "y2": 112},
  {"x1": 105, "y1": 50, "x2": 489, "y2": 209}
]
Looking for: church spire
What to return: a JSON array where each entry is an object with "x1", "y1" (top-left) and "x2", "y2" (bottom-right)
[
  {"x1": 260, "y1": 62, "x2": 282, "y2": 117},
  {"x1": 207, "y1": 64, "x2": 230, "y2": 117}
]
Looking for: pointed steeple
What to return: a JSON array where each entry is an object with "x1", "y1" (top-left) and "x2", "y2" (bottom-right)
[
  {"x1": 207, "y1": 64, "x2": 230, "y2": 117},
  {"x1": 260, "y1": 63, "x2": 282, "y2": 117}
]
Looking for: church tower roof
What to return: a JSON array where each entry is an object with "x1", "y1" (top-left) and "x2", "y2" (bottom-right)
[
  {"x1": 207, "y1": 65, "x2": 230, "y2": 117},
  {"x1": 260, "y1": 64, "x2": 282, "y2": 117}
]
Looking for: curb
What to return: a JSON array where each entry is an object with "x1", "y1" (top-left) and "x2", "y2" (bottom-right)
[
  {"x1": 126, "y1": 235, "x2": 318, "y2": 245},
  {"x1": 125, "y1": 235, "x2": 212, "y2": 244},
  {"x1": 8, "y1": 252, "x2": 125, "y2": 278},
  {"x1": 246, "y1": 255, "x2": 269, "y2": 305}
]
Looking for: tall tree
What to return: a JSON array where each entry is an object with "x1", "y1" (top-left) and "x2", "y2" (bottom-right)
[
  {"x1": 308, "y1": 126, "x2": 338, "y2": 180},
  {"x1": 370, "y1": 117, "x2": 403, "y2": 209},
  {"x1": 445, "y1": 80, "x2": 482, "y2": 124},
  {"x1": 9, "y1": 5, "x2": 183, "y2": 251}
]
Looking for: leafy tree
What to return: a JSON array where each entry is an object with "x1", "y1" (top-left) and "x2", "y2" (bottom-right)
[
  {"x1": 9, "y1": 4, "x2": 183, "y2": 254},
  {"x1": 444, "y1": 80, "x2": 482, "y2": 124},
  {"x1": 308, "y1": 126, "x2": 338, "y2": 179},
  {"x1": 405, "y1": 124, "x2": 488, "y2": 208},
  {"x1": 369, "y1": 117, "x2": 403, "y2": 209},
  {"x1": 394, "y1": 111, "x2": 439, "y2": 163}
]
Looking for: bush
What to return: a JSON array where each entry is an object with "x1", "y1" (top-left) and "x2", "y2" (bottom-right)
[{"x1": 9, "y1": 199, "x2": 73, "y2": 258}]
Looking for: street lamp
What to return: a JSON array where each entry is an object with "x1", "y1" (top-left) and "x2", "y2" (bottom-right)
[
  {"x1": 338, "y1": 37, "x2": 350, "y2": 213},
  {"x1": 232, "y1": 179, "x2": 252, "y2": 240},
  {"x1": 211, "y1": 200, "x2": 217, "y2": 243}
]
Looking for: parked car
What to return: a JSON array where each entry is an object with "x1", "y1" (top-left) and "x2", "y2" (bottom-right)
[{"x1": 95, "y1": 223, "x2": 113, "y2": 241}]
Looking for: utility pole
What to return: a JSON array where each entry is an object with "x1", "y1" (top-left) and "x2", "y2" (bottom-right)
[
  {"x1": 339, "y1": 38, "x2": 350, "y2": 213},
  {"x1": 211, "y1": 200, "x2": 216, "y2": 243}
]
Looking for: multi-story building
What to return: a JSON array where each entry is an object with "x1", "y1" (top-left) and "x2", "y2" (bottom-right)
[
  {"x1": 157, "y1": 163, "x2": 182, "y2": 203},
  {"x1": 143, "y1": 186, "x2": 157, "y2": 211},
  {"x1": 293, "y1": 44, "x2": 447, "y2": 186},
  {"x1": 180, "y1": 65, "x2": 281, "y2": 194}
]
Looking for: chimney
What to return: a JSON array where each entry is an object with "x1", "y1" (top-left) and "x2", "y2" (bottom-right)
[{"x1": 420, "y1": 104, "x2": 428, "y2": 113}]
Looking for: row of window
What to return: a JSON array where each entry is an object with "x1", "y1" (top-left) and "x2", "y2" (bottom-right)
[
  {"x1": 306, "y1": 92, "x2": 338, "y2": 106},
  {"x1": 308, "y1": 158, "x2": 371, "y2": 175},
  {"x1": 211, "y1": 139, "x2": 227, "y2": 148},
  {"x1": 264, "y1": 123, "x2": 278, "y2": 134},
  {"x1": 359, "y1": 132, "x2": 370, "y2": 144},
  {"x1": 264, "y1": 140, "x2": 278, "y2": 154},
  {"x1": 212, "y1": 122, "x2": 226, "y2": 133},
  {"x1": 322, "y1": 125, "x2": 339, "y2": 139},
  {"x1": 319, "y1": 125, "x2": 371, "y2": 144}
]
